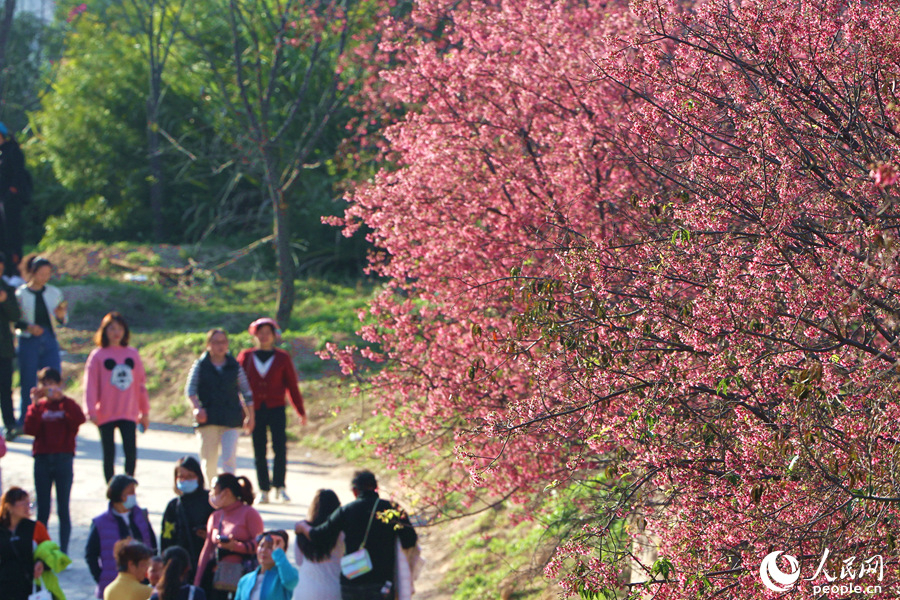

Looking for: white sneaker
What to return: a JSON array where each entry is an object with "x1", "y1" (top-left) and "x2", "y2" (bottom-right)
[
  {"x1": 275, "y1": 487, "x2": 290, "y2": 503},
  {"x1": 256, "y1": 491, "x2": 269, "y2": 504}
]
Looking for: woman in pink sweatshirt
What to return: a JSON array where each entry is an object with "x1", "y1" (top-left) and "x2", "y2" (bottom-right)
[{"x1": 83, "y1": 312, "x2": 150, "y2": 482}]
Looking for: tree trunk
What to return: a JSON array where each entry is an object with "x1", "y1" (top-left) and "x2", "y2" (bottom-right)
[
  {"x1": 272, "y1": 172, "x2": 294, "y2": 325},
  {"x1": 0, "y1": 0, "x2": 16, "y2": 94},
  {"x1": 147, "y1": 72, "x2": 164, "y2": 240}
]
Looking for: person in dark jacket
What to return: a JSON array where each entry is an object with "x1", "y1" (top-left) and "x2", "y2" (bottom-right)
[
  {"x1": 159, "y1": 456, "x2": 214, "y2": 582},
  {"x1": 236, "y1": 318, "x2": 306, "y2": 504},
  {"x1": 184, "y1": 329, "x2": 254, "y2": 484},
  {"x1": 295, "y1": 470, "x2": 417, "y2": 600},
  {"x1": 23, "y1": 366, "x2": 86, "y2": 554},
  {"x1": 0, "y1": 487, "x2": 52, "y2": 600},
  {"x1": 0, "y1": 124, "x2": 28, "y2": 278},
  {"x1": 0, "y1": 252, "x2": 20, "y2": 439},
  {"x1": 85, "y1": 474, "x2": 158, "y2": 598}
]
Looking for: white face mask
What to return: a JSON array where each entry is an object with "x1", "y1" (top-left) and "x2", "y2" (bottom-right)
[{"x1": 123, "y1": 494, "x2": 137, "y2": 510}]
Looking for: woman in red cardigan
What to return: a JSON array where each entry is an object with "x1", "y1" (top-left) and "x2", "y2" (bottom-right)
[{"x1": 236, "y1": 318, "x2": 306, "y2": 504}]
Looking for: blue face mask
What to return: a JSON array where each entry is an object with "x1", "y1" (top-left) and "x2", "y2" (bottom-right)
[
  {"x1": 123, "y1": 494, "x2": 137, "y2": 510},
  {"x1": 177, "y1": 479, "x2": 199, "y2": 495}
]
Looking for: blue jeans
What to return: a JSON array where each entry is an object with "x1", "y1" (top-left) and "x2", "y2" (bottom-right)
[
  {"x1": 34, "y1": 453, "x2": 74, "y2": 553},
  {"x1": 18, "y1": 330, "x2": 61, "y2": 424}
]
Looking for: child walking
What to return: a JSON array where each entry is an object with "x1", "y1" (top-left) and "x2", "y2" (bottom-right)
[{"x1": 24, "y1": 366, "x2": 86, "y2": 554}]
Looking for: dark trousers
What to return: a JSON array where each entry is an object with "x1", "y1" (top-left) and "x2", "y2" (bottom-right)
[
  {"x1": 0, "y1": 356, "x2": 13, "y2": 430},
  {"x1": 341, "y1": 583, "x2": 395, "y2": 600},
  {"x1": 252, "y1": 404, "x2": 287, "y2": 491},
  {"x1": 34, "y1": 453, "x2": 74, "y2": 553},
  {"x1": 98, "y1": 419, "x2": 137, "y2": 482}
]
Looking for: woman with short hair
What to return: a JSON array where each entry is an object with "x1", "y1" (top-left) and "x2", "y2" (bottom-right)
[
  {"x1": 86, "y1": 474, "x2": 157, "y2": 598},
  {"x1": 185, "y1": 330, "x2": 254, "y2": 483},
  {"x1": 103, "y1": 538, "x2": 154, "y2": 600}
]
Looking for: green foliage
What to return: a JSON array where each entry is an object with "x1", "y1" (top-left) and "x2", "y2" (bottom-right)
[{"x1": 43, "y1": 196, "x2": 136, "y2": 243}]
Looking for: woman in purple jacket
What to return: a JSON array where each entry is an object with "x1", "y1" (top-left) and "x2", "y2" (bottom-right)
[{"x1": 85, "y1": 475, "x2": 157, "y2": 598}]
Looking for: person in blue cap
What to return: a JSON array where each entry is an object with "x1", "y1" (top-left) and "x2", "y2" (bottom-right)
[{"x1": 0, "y1": 122, "x2": 29, "y2": 280}]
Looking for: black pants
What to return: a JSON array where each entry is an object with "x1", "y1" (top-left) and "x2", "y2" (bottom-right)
[
  {"x1": 3, "y1": 202, "x2": 21, "y2": 278},
  {"x1": 341, "y1": 583, "x2": 395, "y2": 600},
  {"x1": 0, "y1": 356, "x2": 13, "y2": 430},
  {"x1": 252, "y1": 405, "x2": 287, "y2": 491},
  {"x1": 98, "y1": 419, "x2": 137, "y2": 482}
]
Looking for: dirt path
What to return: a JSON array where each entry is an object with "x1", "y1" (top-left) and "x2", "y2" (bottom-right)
[{"x1": 2, "y1": 422, "x2": 441, "y2": 599}]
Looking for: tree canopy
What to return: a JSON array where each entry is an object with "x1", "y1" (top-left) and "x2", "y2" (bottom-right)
[{"x1": 332, "y1": 0, "x2": 900, "y2": 597}]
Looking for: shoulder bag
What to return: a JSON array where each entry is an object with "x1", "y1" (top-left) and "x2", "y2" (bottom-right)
[{"x1": 340, "y1": 500, "x2": 380, "y2": 579}]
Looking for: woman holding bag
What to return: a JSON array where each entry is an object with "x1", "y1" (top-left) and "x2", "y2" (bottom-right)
[{"x1": 194, "y1": 474, "x2": 263, "y2": 600}]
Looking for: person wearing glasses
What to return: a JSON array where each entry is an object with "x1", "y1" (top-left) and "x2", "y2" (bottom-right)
[
  {"x1": 185, "y1": 329, "x2": 254, "y2": 485},
  {"x1": 24, "y1": 366, "x2": 85, "y2": 554}
]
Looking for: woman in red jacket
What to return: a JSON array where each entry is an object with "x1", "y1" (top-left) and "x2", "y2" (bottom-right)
[{"x1": 236, "y1": 318, "x2": 306, "y2": 504}]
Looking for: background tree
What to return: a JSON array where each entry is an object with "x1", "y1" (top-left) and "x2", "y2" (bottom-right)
[
  {"x1": 334, "y1": 0, "x2": 900, "y2": 597},
  {"x1": 123, "y1": 0, "x2": 188, "y2": 240},
  {"x1": 182, "y1": 0, "x2": 359, "y2": 322}
]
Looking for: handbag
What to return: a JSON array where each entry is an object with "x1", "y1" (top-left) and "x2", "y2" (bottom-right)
[
  {"x1": 340, "y1": 500, "x2": 380, "y2": 579},
  {"x1": 211, "y1": 512, "x2": 254, "y2": 592},
  {"x1": 212, "y1": 560, "x2": 245, "y2": 592},
  {"x1": 28, "y1": 577, "x2": 52, "y2": 600}
]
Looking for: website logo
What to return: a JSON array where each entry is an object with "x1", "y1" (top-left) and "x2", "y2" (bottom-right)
[
  {"x1": 758, "y1": 548, "x2": 884, "y2": 595},
  {"x1": 760, "y1": 551, "x2": 801, "y2": 592}
]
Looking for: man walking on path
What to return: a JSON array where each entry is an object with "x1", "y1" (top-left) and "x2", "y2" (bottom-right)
[{"x1": 295, "y1": 469, "x2": 418, "y2": 600}]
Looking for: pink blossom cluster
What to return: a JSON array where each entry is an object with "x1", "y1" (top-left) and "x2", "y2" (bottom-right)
[
  {"x1": 331, "y1": 0, "x2": 900, "y2": 597},
  {"x1": 66, "y1": 3, "x2": 87, "y2": 23}
]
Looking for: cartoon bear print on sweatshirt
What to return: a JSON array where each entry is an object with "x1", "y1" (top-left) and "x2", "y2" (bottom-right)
[{"x1": 104, "y1": 358, "x2": 135, "y2": 391}]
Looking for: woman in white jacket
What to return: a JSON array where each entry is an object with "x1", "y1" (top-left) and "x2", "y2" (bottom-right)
[{"x1": 15, "y1": 256, "x2": 66, "y2": 426}]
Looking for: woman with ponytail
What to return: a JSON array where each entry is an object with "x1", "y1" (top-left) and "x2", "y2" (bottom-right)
[
  {"x1": 194, "y1": 474, "x2": 262, "y2": 600},
  {"x1": 151, "y1": 546, "x2": 206, "y2": 600}
]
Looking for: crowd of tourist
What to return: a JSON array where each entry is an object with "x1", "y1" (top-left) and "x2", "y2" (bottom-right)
[{"x1": 0, "y1": 255, "x2": 420, "y2": 600}]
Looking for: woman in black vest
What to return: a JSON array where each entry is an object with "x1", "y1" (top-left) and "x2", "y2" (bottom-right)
[
  {"x1": 0, "y1": 487, "x2": 47, "y2": 600},
  {"x1": 184, "y1": 329, "x2": 254, "y2": 485}
]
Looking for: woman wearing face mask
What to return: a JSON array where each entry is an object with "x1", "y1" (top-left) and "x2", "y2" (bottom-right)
[
  {"x1": 194, "y1": 473, "x2": 262, "y2": 600},
  {"x1": 86, "y1": 474, "x2": 158, "y2": 598},
  {"x1": 160, "y1": 457, "x2": 214, "y2": 583}
]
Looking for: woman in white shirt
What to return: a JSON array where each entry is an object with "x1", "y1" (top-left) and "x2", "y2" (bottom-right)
[{"x1": 15, "y1": 256, "x2": 66, "y2": 427}]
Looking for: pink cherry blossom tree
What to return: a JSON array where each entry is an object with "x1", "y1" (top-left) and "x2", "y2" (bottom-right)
[{"x1": 332, "y1": 0, "x2": 900, "y2": 597}]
